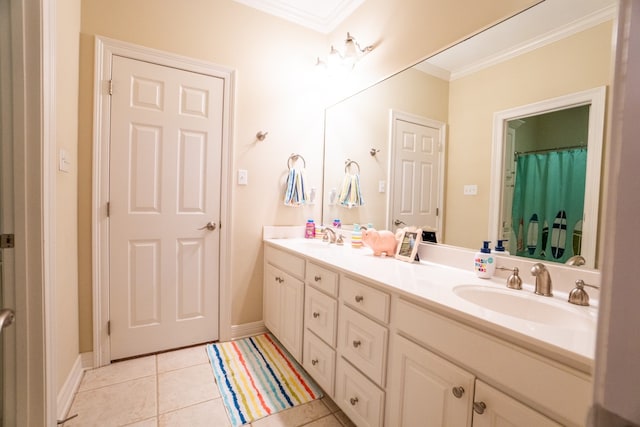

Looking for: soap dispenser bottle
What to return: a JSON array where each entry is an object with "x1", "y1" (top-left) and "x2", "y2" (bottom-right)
[
  {"x1": 495, "y1": 239, "x2": 510, "y2": 255},
  {"x1": 474, "y1": 241, "x2": 496, "y2": 279}
]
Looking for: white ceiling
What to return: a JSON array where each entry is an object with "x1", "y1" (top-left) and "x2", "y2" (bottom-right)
[
  {"x1": 417, "y1": 0, "x2": 617, "y2": 80},
  {"x1": 232, "y1": 0, "x2": 365, "y2": 33}
]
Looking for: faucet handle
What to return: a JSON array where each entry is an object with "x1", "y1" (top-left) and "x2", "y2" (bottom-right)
[
  {"x1": 506, "y1": 267, "x2": 523, "y2": 290},
  {"x1": 568, "y1": 279, "x2": 600, "y2": 306}
]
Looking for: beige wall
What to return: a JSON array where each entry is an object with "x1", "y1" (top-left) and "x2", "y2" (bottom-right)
[
  {"x1": 76, "y1": 0, "x2": 539, "y2": 352},
  {"x1": 444, "y1": 20, "x2": 613, "y2": 250},
  {"x1": 56, "y1": 0, "x2": 81, "y2": 394}
]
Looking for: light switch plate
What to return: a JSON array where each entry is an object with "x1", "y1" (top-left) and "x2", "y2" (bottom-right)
[{"x1": 238, "y1": 169, "x2": 248, "y2": 185}]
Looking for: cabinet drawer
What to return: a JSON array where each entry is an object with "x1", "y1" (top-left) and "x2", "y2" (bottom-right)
[
  {"x1": 338, "y1": 305, "x2": 388, "y2": 387},
  {"x1": 341, "y1": 276, "x2": 390, "y2": 323},
  {"x1": 306, "y1": 262, "x2": 338, "y2": 297},
  {"x1": 305, "y1": 285, "x2": 338, "y2": 347},
  {"x1": 335, "y1": 357, "x2": 385, "y2": 427},
  {"x1": 265, "y1": 245, "x2": 305, "y2": 279},
  {"x1": 303, "y1": 331, "x2": 336, "y2": 396}
]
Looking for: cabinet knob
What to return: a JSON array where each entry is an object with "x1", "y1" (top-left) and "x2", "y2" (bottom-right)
[
  {"x1": 350, "y1": 397, "x2": 359, "y2": 406},
  {"x1": 473, "y1": 401, "x2": 487, "y2": 415},
  {"x1": 355, "y1": 295, "x2": 364, "y2": 303},
  {"x1": 352, "y1": 340, "x2": 362, "y2": 348},
  {"x1": 274, "y1": 276, "x2": 284, "y2": 283},
  {"x1": 313, "y1": 312, "x2": 320, "y2": 318},
  {"x1": 314, "y1": 275, "x2": 322, "y2": 282},
  {"x1": 311, "y1": 359, "x2": 319, "y2": 366},
  {"x1": 451, "y1": 386, "x2": 465, "y2": 398}
]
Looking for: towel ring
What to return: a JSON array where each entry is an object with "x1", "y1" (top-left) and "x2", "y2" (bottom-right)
[
  {"x1": 344, "y1": 159, "x2": 361, "y2": 174},
  {"x1": 287, "y1": 153, "x2": 306, "y2": 170}
]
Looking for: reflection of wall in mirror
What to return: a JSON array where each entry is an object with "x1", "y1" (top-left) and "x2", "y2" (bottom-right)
[
  {"x1": 445, "y1": 20, "x2": 613, "y2": 251},
  {"x1": 323, "y1": 68, "x2": 449, "y2": 227}
]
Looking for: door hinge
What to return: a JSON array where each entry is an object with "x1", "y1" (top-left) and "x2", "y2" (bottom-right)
[
  {"x1": 106, "y1": 201, "x2": 110, "y2": 217},
  {"x1": 108, "y1": 79, "x2": 113, "y2": 96},
  {"x1": 107, "y1": 320, "x2": 111, "y2": 336},
  {"x1": 436, "y1": 207, "x2": 439, "y2": 216},
  {"x1": 0, "y1": 234, "x2": 15, "y2": 249}
]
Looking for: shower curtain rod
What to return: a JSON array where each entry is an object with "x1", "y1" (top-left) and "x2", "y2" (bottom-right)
[{"x1": 514, "y1": 144, "x2": 587, "y2": 159}]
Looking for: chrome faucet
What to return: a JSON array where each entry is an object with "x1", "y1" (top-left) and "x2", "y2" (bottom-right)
[
  {"x1": 530, "y1": 263, "x2": 553, "y2": 296},
  {"x1": 323, "y1": 227, "x2": 337, "y2": 244}
]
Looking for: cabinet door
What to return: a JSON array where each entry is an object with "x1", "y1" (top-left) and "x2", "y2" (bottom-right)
[
  {"x1": 263, "y1": 264, "x2": 282, "y2": 337},
  {"x1": 472, "y1": 380, "x2": 561, "y2": 427},
  {"x1": 278, "y1": 271, "x2": 304, "y2": 361},
  {"x1": 386, "y1": 335, "x2": 474, "y2": 427}
]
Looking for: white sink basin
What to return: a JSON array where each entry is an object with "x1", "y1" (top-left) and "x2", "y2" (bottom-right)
[{"x1": 453, "y1": 285, "x2": 596, "y2": 331}]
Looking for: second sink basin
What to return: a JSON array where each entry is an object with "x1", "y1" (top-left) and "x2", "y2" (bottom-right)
[{"x1": 453, "y1": 285, "x2": 596, "y2": 331}]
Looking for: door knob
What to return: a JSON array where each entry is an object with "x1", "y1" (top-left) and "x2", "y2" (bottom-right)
[
  {"x1": 394, "y1": 219, "x2": 406, "y2": 226},
  {"x1": 0, "y1": 308, "x2": 15, "y2": 334},
  {"x1": 198, "y1": 221, "x2": 217, "y2": 231}
]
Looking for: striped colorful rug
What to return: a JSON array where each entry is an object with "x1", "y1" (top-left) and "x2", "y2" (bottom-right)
[{"x1": 206, "y1": 333, "x2": 323, "y2": 426}]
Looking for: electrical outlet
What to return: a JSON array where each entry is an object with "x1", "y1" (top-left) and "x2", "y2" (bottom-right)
[
  {"x1": 463, "y1": 184, "x2": 478, "y2": 195},
  {"x1": 378, "y1": 180, "x2": 386, "y2": 193}
]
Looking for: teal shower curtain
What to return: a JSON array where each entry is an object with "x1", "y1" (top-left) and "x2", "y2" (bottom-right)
[{"x1": 511, "y1": 148, "x2": 587, "y2": 263}]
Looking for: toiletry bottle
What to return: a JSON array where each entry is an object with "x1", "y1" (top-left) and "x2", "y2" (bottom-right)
[
  {"x1": 474, "y1": 241, "x2": 496, "y2": 278},
  {"x1": 495, "y1": 239, "x2": 510, "y2": 255},
  {"x1": 305, "y1": 219, "x2": 315, "y2": 239},
  {"x1": 351, "y1": 224, "x2": 362, "y2": 249},
  {"x1": 333, "y1": 219, "x2": 342, "y2": 229},
  {"x1": 315, "y1": 224, "x2": 325, "y2": 240}
]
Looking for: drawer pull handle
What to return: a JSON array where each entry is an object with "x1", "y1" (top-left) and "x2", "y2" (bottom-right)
[
  {"x1": 350, "y1": 397, "x2": 359, "y2": 406},
  {"x1": 275, "y1": 277, "x2": 284, "y2": 283},
  {"x1": 473, "y1": 401, "x2": 487, "y2": 415},
  {"x1": 352, "y1": 340, "x2": 362, "y2": 348},
  {"x1": 355, "y1": 295, "x2": 364, "y2": 303},
  {"x1": 313, "y1": 312, "x2": 320, "y2": 318},
  {"x1": 452, "y1": 386, "x2": 465, "y2": 398},
  {"x1": 314, "y1": 275, "x2": 322, "y2": 282},
  {"x1": 311, "y1": 359, "x2": 319, "y2": 366}
]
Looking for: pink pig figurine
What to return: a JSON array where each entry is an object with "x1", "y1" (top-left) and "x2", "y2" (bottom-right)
[{"x1": 361, "y1": 228, "x2": 398, "y2": 256}]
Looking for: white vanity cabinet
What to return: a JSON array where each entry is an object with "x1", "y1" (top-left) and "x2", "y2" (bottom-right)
[
  {"x1": 263, "y1": 240, "x2": 594, "y2": 427},
  {"x1": 263, "y1": 246, "x2": 305, "y2": 361},
  {"x1": 388, "y1": 297, "x2": 590, "y2": 426}
]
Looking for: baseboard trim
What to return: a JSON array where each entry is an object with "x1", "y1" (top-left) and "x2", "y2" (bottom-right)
[
  {"x1": 230, "y1": 321, "x2": 267, "y2": 340},
  {"x1": 56, "y1": 352, "x2": 92, "y2": 421}
]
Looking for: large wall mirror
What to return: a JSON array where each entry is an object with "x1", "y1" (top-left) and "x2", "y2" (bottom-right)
[{"x1": 322, "y1": 0, "x2": 615, "y2": 269}]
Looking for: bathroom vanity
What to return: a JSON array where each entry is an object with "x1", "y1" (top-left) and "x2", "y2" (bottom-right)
[{"x1": 263, "y1": 233, "x2": 598, "y2": 427}]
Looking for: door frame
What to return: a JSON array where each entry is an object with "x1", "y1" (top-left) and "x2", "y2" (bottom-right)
[
  {"x1": 488, "y1": 86, "x2": 606, "y2": 269},
  {"x1": 387, "y1": 110, "x2": 446, "y2": 239},
  {"x1": 92, "y1": 36, "x2": 235, "y2": 367},
  {"x1": 4, "y1": 0, "x2": 56, "y2": 424}
]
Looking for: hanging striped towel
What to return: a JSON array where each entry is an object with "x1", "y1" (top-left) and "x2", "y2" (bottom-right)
[
  {"x1": 284, "y1": 167, "x2": 308, "y2": 207},
  {"x1": 337, "y1": 172, "x2": 365, "y2": 208}
]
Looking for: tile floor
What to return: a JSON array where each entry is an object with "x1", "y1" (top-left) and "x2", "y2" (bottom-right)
[{"x1": 64, "y1": 344, "x2": 356, "y2": 427}]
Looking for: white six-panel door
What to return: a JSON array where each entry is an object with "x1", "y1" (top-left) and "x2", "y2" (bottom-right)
[
  {"x1": 109, "y1": 55, "x2": 223, "y2": 360},
  {"x1": 391, "y1": 116, "x2": 444, "y2": 236}
]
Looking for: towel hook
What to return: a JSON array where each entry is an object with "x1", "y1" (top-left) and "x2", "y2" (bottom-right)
[
  {"x1": 287, "y1": 153, "x2": 306, "y2": 170},
  {"x1": 344, "y1": 159, "x2": 361, "y2": 174},
  {"x1": 256, "y1": 131, "x2": 269, "y2": 141},
  {"x1": 370, "y1": 148, "x2": 380, "y2": 157}
]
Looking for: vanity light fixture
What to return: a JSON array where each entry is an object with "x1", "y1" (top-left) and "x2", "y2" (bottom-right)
[{"x1": 316, "y1": 32, "x2": 374, "y2": 71}]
